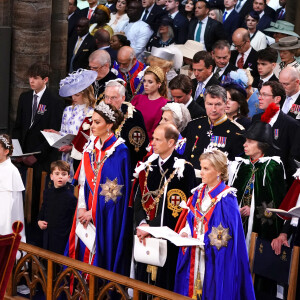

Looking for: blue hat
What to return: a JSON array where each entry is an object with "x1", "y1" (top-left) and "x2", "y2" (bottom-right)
[{"x1": 59, "y1": 69, "x2": 98, "y2": 97}]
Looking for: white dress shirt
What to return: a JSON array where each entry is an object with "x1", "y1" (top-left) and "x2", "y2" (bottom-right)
[
  {"x1": 214, "y1": 63, "x2": 229, "y2": 78},
  {"x1": 282, "y1": 90, "x2": 300, "y2": 114},
  {"x1": 169, "y1": 10, "x2": 179, "y2": 19},
  {"x1": 120, "y1": 20, "x2": 153, "y2": 60},
  {"x1": 235, "y1": 0, "x2": 247, "y2": 13}
]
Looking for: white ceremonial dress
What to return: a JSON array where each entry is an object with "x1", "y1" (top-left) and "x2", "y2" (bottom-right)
[{"x1": 0, "y1": 158, "x2": 26, "y2": 242}]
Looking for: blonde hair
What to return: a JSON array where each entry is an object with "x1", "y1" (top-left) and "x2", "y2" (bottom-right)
[
  {"x1": 74, "y1": 85, "x2": 96, "y2": 108},
  {"x1": 200, "y1": 149, "x2": 229, "y2": 182},
  {"x1": 144, "y1": 66, "x2": 168, "y2": 98}
]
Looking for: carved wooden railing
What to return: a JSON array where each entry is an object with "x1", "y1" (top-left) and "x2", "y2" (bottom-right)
[{"x1": 5, "y1": 242, "x2": 190, "y2": 300}]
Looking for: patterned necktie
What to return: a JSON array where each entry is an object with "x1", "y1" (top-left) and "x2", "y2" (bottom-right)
[
  {"x1": 195, "y1": 82, "x2": 203, "y2": 100},
  {"x1": 214, "y1": 67, "x2": 222, "y2": 79},
  {"x1": 235, "y1": 0, "x2": 243, "y2": 10},
  {"x1": 195, "y1": 21, "x2": 202, "y2": 42},
  {"x1": 257, "y1": 79, "x2": 263, "y2": 90},
  {"x1": 278, "y1": 8, "x2": 285, "y2": 20},
  {"x1": 31, "y1": 94, "x2": 38, "y2": 124},
  {"x1": 142, "y1": 9, "x2": 149, "y2": 21},
  {"x1": 223, "y1": 11, "x2": 227, "y2": 23},
  {"x1": 237, "y1": 53, "x2": 244, "y2": 69}
]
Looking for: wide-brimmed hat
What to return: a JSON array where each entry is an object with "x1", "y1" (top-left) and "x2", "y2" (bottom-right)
[
  {"x1": 244, "y1": 121, "x2": 279, "y2": 149},
  {"x1": 174, "y1": 40, "x2": 204, "y2": 60},
  {"x1": 59, "y1": 69, "x2": 98, "y2": 97},
  {"x1": 270, "y1": 36, "x2": 300, "y2": 51},
  {"x1": 264, "y1": 21, "x2": 300, "y2": 38}
]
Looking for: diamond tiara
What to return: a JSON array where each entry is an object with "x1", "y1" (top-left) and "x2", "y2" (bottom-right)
[
  {"x1": 95, "y1": 101, "x2": 116, "y2": 122},
  {"x1": 0, "y1": 135, "x2": 11, "y2": 148}
]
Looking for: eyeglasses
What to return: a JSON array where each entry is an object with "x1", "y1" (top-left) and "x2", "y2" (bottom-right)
[
  {"x1": 258, "y1": 93, "x2": 274, "y2": 98},
  {"x1": 232, "y1": 41, "x2": 247, "y2": 50}
]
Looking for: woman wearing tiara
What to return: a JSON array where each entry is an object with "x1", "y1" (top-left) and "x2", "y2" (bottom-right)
[
  {"x1": 0, "y1": 134, "x2": 26, "y2": 242},
  {"x1": 64, "y1": 102, "x2": 132, "y2": 277},
  {"x1": 174, "y1": 148, "x2": 255, "y2": 299}
]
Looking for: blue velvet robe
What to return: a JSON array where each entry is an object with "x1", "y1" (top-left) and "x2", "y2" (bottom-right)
[
  {"x1": 65, "y1": 135, "x2": 132, "y2": 276},
  {"x1": 174, "y1": 181, "x2": 255, "y2": 300}
]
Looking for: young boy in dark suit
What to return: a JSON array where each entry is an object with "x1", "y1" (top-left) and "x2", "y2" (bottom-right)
[{"x1": 38, "y1": 161, "x2": 77, "y2": 254}]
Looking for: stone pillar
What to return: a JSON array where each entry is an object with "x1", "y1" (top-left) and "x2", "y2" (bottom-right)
[
  {"x1": 0, "y1": 0, "x2": 11, "y2": 26},
  {"x1": 49, "y1": 0, "x2": 69, "y2": 92},
  {"x1": 10, "y1": 0, "x2": 52, "y2": 123},
  {"x1": 286, "y1": 0, "x2": 300, "y2": 35}
]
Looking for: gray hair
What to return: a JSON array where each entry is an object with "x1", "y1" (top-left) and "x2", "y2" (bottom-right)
[
  {"x1": 105, "y1": 80, "x2": 126, "y2": 97},
  {"x1": 89, "y1": 49, "x2": 111, "y2": 66},
  {"x1": 204, "y1": 85, "x2": 227, "y2": 103},
  {"x1": 161, "y1": 102, "x2": 191, "y2": 132},
  {"x1": 157, "y1": 26, "x2": 174, "y2": 40}
]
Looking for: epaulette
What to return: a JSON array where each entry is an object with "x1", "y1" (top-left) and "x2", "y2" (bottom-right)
[{"x1": 230, "y1": 119, "x2": 245, "y2": 131}]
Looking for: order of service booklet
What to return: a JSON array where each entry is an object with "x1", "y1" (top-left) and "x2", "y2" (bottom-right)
[
  {"x1": 267, "y1": 206, "x2": 300, "y2": 218},
  {"x1": 11, "y1": 139, "x2": 41, "y2": 157},
  {"x1": 41, "y1": 131, "x2": 76, "y2": 149},
  {"x1": 137, "y1": 226, "x2": 204, "y2": 247}
]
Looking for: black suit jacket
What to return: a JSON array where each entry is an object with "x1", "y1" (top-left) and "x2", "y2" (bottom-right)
[
  {"x1": 68, "y1": 8, "x2": 81, "y2": 38},
  {"x1": 188, "y1": 17, "x2": 224, "y2": 52},
  {"x1": 173, "y1": 12, "x2": 189, "y2": 44},
  {"x1": 67, "y1": 33, "x2": 97, "y2": 72},
  {"x1": 238, "y1": 0, "x2": 253, "y2": 26},
  {"x1": 187, "y1": 99, "x2": 206, "y2": 119},
  {"x1": 192, "y1": 75, "x2": 221, "y2": 109},
  {"x1": 252, "y1": 111, "x2": 300, "y2": 180},
  {"x1": 252, "y1": 74, "x2": 278, "y2": 88},
  {"x1": 143, "y1": 4, "x2": 166, "y2": 32},
  {"x1": 223, "y1": 9, "x2": 240, "y2": 44},
  {"x1": 107, "y1": 3, "x2": 117, "y2": 13},
  {"x1": 80, "y1": 7, "x2": 97, "y2": 24},
  {"x1": 257, "y1": 13, "x2": 273, "y2": 32},
  {"x1": 102, "y1": 46, "x2": 118, "y2": 66},
  {"x1": 13, "y1": 88, "x2": 64, "y2": 169},
  {"x1": 230, "y1": 47, "x2": 259, "y2": 78}
]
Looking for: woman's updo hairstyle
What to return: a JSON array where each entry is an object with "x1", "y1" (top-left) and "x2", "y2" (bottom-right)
[
  {"x1": 200, "y1": 148, "x2": 229, "y2": 182},
  {"x1": 94, "y1": 102, "x2": 124, "y2": 131},
  {"x1": 0, "y1": 134, "x2": 13, "y2": 156}
]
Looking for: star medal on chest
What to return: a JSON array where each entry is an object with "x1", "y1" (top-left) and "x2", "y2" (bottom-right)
[
  {"x1": 99, "y1": 177, "x2": 123, "y2": 202},
  {"x1": 208, "y1": 223, "x2": 232, "y2": 250}
]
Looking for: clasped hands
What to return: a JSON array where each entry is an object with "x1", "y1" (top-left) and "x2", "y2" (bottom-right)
[{"x1": 78, "y1": 208, "x2": 92, "y2": 229}]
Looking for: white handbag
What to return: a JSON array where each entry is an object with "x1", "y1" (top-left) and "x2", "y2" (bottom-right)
[
  {"x1": 133, "y1": 235, "x2": 167, "y2": 267},
  {"x1": 75, "y1": 222, "x2": 96, "y2": 254}
]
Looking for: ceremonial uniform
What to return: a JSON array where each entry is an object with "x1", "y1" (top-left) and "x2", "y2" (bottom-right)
[
  {"x1": 183, "y1": 115, "x2": 245, "y2": 170},
  {"x1": 113, "y1": 60, "x2": 146, "y2": 100},
  {"x1": 65, "y1": 135, "x2": 132, "y2": 276},
  {"x1": 134, "y1": 152, "x2": 196, "y2": 291},
  {"x1": 71, "y1": 102, "x2": 148, "y2": 173},
  {"x1": 230, "y1": 157, "x2": 286, "y2": 249},
  {"x1": 174, "y1": 182, "x2": 255, "y2": 299},
  {"x1": 92, "y1": 71, "x2": 117, "y2": 104}
]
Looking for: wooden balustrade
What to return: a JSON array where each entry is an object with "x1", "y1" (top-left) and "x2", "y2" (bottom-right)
[{"x1": 5, "y1": 242, "x2": 190, "y2": 300}]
